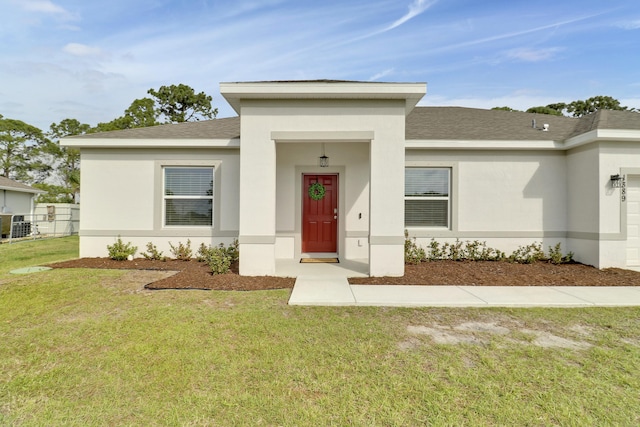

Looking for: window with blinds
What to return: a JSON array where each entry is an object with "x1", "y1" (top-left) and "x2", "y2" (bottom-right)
[
  {"x1": 164, "y1": 167, "x2": 214, "y2": 226},
  {"x1": 405, "y1": 167, "x2": 450, "y2": 227}
]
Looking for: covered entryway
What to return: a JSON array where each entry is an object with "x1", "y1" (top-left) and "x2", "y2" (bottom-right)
[
  {"x1": 302, "y1": 174, "x2": 338, "y2": 253},
  {"x1": 627, "y1": 175, "x2": 640, "y2": 267}
]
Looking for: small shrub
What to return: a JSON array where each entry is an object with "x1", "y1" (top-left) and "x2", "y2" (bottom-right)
[
  {"x1": 196, "y1": 243, "x2": 214, "y2": 263},
  {"x1": 404, "y1": 230, "x2": 426, "y2": 264},
  {"x1": 196, "y1": 240, "x2": 239, "y2": 274},
  {"x1": 107, "y1": 236, "x2": 137, "y2": 261},
  {"x1": 141, "y1": 242, "x2": 166, "y2": 261},
  {"x1": 548, "y1": 242, "x2": 574, "y2": 265},
  {"x1": 169, "y1": 239, "x2": 192, "y2": 261},
  {"x1": 225, "y1": 239, "x2": 239, "y2": 263},
  {"x1": 208, "y1": 247, "x2": 232, "y2": 274},
  {"x1": 509, "y1": 242, "x2": 545, "y2": 264},
  {"x1": 444, "y1": 239, "x2": 464, "y2": 261},
  {"x1": 427, "y1": 239, "x2": 444, "y2": 260}
]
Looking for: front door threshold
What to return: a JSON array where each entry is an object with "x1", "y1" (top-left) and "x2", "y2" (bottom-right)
[{"x1": 300, "y1": 253, "x2": 338, "y2": 259}]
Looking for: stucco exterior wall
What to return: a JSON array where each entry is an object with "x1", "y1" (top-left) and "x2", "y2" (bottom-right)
[
  {"x1": 405, "y1": 149, "x2": 568, "y2": 255},
  {"x1": 596, "y1": 143, "x2": 640, "y2": 268},
  {"x1": 238, "y1": 99, "x2": 406, "y2": 276},
  {"x1": 275, "y1": 141, "x2": 370, "y2": 260},
  {"x1": 78, "y1": 147, "x2": 240, "y2": 258}
]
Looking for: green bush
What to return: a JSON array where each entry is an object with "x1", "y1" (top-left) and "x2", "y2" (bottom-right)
[
  {"x1": 427, "y1": 239, "x2": 444, "y2": 260},
  {"x1": 196, "y1": 240, "x2": 239, "y2": 274},
  {"x1": 196, "y1": 243, "x2": 213, "y2": 263},
  {"x1": 509, "y1": 242, "x2": 545, "y2": 264},
  {"x1": 141, "y1": 242, "x2": 166, "y2": 261},
  {"x1": 208, "y1": 247, "x2": 232, "y2": 274},
  {"x1": 548, "y1": 242, "x2": 574, "y2": 265},
  {"x1": 403, "y1": 237, "x2": 575, "y2": 265},
  {"x1": 107, "y1": 236, "x2": 137, "y2": 261},
  {"x1": 225, "y1": 239, "x2": 239, "y2": 263},
  {"x1": 169, "y1": 239, "x2": 192, "y2": 261},
  {"x1": 404, "y1": 231, "x2": 426, "y2": 264}
]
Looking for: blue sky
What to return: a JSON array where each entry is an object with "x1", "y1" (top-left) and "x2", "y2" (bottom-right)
[{"x1": 2, "y1": 0, "x2": 640, "y2": 130}]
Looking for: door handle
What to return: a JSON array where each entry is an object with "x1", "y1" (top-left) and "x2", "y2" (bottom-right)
[{"x1": 334, "y1": 215, "x2": 337, "y2": 220}]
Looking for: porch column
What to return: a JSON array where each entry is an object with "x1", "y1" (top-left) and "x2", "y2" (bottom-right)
[
  {"x1": 238, "y1": 132, "x2": 277, "y2": 275},
  {"x1": 369, "y1": 135, "x2": 405, "y2": 277}
]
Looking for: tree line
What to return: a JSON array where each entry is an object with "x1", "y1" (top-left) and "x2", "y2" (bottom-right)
[
  {"x1": 0, "y1": 84, "x2": 217, "y2": 203},
  {"x1": 492, "y1": 95, "x2": 637, "y2": 117}
]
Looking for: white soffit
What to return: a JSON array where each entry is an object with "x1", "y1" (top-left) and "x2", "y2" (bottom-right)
[{"x1": 220, "y1": 81, "x2": 427, "y2": 114}]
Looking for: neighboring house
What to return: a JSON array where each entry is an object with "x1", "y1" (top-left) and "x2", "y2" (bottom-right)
[
  {"x1": 0, "y1": 176, "x2": 43, "y2": 238},
  {"x1": 62, "y1": 81, "x2": 640, "y2": 275}
]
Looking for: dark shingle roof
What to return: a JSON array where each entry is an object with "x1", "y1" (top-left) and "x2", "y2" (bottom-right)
[
  {"x1": 406, "y1": 107, "x2": 579, "y2": 140},
  {"x1": 568, "y1": 109, "x2": 640, "y2": 137},
  {"x1": 71, "y1": 116, "x2": 240, "y2": 139}
]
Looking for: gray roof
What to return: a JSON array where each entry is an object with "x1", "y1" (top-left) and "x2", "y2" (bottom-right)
[
  {"x1": 71, "y1": 116, "x2": 240, "y2": 140},
  {"x1": 0, "y1": 176, "x2": 43, "y2": 194},
  {"x1": 407, "y1": 107, "x2": 579, "y2": 140},
  {"x1": 568, "y1": 109, "x2": 640, "y2": 137},
  {"x1": 68, "y1": 107, "x2": 640, "y2": 142}
]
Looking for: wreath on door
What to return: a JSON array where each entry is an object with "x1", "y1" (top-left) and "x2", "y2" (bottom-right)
[{"x1": 308, "y1": 182, "x2": 326, "y2": 201}]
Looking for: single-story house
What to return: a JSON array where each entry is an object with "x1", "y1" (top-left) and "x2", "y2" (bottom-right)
[
  {"x1": 62, "y1": 80, "x2": 640, "y2": 275},
  {"x1": 0, "y1": 176, "x2": 43, "y2": 237}
]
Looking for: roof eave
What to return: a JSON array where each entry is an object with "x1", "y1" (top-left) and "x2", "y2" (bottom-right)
[
  {"x1": 61, "y1": 138, "x2": 240, "y2": 149},
  {"x1": 220, "y1": 81, "x2": 427, "y2": 114}
]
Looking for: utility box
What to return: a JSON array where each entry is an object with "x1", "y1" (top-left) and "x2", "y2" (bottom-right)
[{"x1": 0, "y1": 214, "x2": 11, "y2": 238}]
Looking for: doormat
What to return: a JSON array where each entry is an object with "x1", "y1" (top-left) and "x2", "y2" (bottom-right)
[{"x1": 300, "y1": 258, "x2": 339, "y2": 264}]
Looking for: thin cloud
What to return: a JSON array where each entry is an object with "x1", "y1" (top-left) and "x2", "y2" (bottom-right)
[
  {"x1": 506, "y1": 47, "x2": 563, "y2": 62},
  {"x1": 430, "y1": 13, "x2": 603, "y2": 54},
  {"x1": 63, "y1": 43, "x2": 103, "y2": 57},
  {"x1": 617, "y1": 19, "x2": 640, "y2": 30},
  {"x1": 19, "y1": 0, "x2": 67, "y2": 15},
  {"x1": 369, "y1": 68, "x2": 395, "y2": 81},
  {"x1": 346, "y1": 0, "x2": 437, "y2": 44},
  {"x1": 384, "y1": 0, "x2": 438, "y2": 32}
]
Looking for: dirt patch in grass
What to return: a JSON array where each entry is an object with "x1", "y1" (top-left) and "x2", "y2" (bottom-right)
[
  {"x1": 404, "y1": 321, "x2": 593, "y2": 350},
  {"x1": 48, "y1": 258, "x2": 640, "y2": 291}
]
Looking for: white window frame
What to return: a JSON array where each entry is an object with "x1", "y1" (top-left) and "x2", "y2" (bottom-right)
[
  {"x1": 163, "y1": 166, "x2": 214, "y2": 227},
  {"x1": 404, "y1": 167, "x2": 451, "y2": 229}
]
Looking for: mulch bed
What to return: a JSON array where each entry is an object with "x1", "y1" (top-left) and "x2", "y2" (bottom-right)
[
  {"x1": 48, "y1": 258, "x2": 640, "y2": 291},
  {"x1": 48, "y1": 258, "x2": 295, "y2": 291}
]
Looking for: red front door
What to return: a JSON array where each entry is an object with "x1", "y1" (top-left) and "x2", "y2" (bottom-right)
[{"x1": 302, "y1": 174, "x2": 338, "y2": 253}]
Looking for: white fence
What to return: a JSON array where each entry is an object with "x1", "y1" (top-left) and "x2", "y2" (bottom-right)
[{"x1": 0, "y1": 204, "x2": 79, "y2": 243}]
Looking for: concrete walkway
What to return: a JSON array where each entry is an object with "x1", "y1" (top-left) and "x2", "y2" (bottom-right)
[{"x1": 288, "y1": 276, "x2": 640, "y2": 307}]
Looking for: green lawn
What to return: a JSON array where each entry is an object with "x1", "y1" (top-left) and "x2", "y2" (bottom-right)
[{"x1": 1, "y1": 237, "x2": 639, "y2": 425}]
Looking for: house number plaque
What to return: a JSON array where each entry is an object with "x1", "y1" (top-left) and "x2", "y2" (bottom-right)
[{"x1": 621, "y1": 175, "x2": 627, "y2": 202}]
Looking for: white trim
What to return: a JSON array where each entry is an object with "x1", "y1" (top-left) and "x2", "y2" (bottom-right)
[
  {"x1": 220, "y1": 81, "x2": 426, "y2": 114},
  {"x1": 406, "y1": 140, "x2": 563, "y2": 150},
  {"x1": 61, "y1": 138, "x2": 240, "y2": 148},
  {"x1": 272, "y1": 131, "x2": 374, "y2": 142},
  {"x1": 153, "y1": 160, "x2": 222, "y2": 232}
]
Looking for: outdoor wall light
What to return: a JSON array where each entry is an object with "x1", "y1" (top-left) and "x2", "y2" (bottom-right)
[
  {"x1": 610, "y1": 174, "x2": 623, "y2": 188},
  {"x1": 319, "y1": 143, "x2": 329, "y2": 168}
]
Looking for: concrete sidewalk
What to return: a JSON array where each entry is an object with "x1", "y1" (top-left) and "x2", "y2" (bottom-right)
[{"x1": 288, "y1": 276, "x2": 640, "y2": 307}]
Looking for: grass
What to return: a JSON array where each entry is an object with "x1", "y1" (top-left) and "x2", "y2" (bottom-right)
[
  {"x1": 0, "y1": 235, "x2": 79, "y2": 279},
  {"x1": 1, "y1": 237, "x2": 640, "y2": 425}
]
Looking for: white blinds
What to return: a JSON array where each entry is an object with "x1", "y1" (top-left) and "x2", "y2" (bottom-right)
[
  {"x1": 405, "y1": 168, "x2": 449, "y2": 197},
  {"x1": 165, "y1": 168, "x2": 213, "y2": 197},
  {"x1": 164, "y1": 167, "x2": 214, "y2": 226},
  {"x1": 405, "y1": 168, "x2": 450, "y2": 227}
]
